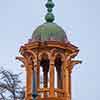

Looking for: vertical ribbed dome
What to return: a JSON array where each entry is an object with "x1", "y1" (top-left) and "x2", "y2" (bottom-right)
[{"x1": 32, "y1": 23, "x2": 68, "y2": 42}]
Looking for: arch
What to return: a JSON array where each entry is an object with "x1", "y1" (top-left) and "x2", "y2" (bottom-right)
[
  {"x1": 38, "y1": 51, "x2": 50, "y2": 61},
  {"x1": 20, "y1": 49, "x2": 37, "y2": 66},
  {"x1": 39, "y1": 51, "x2": 50, "y2": 97},
  {"x1": 50, "y1": 48, "x2": 65, "y2": 61},
  {"x1": 25, "y1": 49, "x2": 37, "y2": 59},
  {"x1": 54, "y1": 53, "x2": 65, "y2": 90},
  {"x1": 54, "y1": 52, "x2": 65, "y2": 62}
]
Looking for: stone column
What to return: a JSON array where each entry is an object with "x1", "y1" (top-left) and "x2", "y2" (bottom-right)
[
  {"x1": 64, "y1": 57, "x2": 72, "y2": 100},
  {"x1": 57, "y1": 67, "x2": 62, "y2": 89},
  {"x1": 37, "y1": 61, "x2": 40, "y2": 89},
  {"x1": 64, "y1": 67, "x2": 71, "y2": 100},
  {"x1": 34, "y1": 59, "x2": 40, "y2": 89},
  {"x1": 43, "y1": 66, "x2": 48, "y2": 97},
  {"x1": 25, "y1": 65, "x2": 33, "y2": 100},
  {"x1": 25, "y1": 56, "x2": 35, "y2": 100},
  {"x1": 16, "y1": 56, "x2": 33, "y2": 100},
  {"x1": 49, "y1": 58, "x2": 55, "y2": 97},
  {"x1": 57, "y1": 69, "x2": 63, "y2": 97},
  {"x1": 43, "y1": 70, "x2": 48, "y2": 88},
  {"x1": 69, "y1": 70, "x2": 71, "y2": 100},
  {"x1": 62, "y1": 61, "x2": 65, "y2": 97}
]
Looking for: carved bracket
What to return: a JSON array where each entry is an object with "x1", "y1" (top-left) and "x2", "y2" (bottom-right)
[{"x1": 64, "y1": 52, "x2": 82, "y2": 73}]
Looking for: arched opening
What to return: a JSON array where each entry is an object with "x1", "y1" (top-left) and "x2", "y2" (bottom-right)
[
  {"x1": 40, "y1": 53, "x2": 50, "y2": 97},
  {"x1": 37, "y1": 52, "x2": 65, "y2": 97},
  {"x1": 55, "y1": 54, "x2": 63, "y2": 89}
]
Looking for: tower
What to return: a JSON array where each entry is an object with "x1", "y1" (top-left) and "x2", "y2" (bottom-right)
[{"x1": 16, "y1": 0, "x2": 81, "y2": 100}]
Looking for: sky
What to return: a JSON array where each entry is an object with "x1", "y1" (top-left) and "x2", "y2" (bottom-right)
[{"x1": 0, "y1": 0, "x2": 99, "y2": 99}]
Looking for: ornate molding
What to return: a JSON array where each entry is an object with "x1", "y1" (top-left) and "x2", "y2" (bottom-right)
[
  {"x1": 64, "y1": 52, "x2": 81, "y2": 73},
  {"x1": 16, "y1": 56, "x2": 27, "y2": 67}
]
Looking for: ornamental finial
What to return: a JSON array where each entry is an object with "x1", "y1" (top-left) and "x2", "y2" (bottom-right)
[{"x1": 45, "y1": 0, "x2": 55, "y2": 23}]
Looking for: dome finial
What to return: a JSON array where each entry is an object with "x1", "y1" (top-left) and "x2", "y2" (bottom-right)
[{"x1": 45, "y1": 0, "x2": 55, "y2": 23}]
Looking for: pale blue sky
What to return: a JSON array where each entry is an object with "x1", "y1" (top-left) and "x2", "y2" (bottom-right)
[{"x1": 0, "y1": 0, "x2": 99, "y2": 100}]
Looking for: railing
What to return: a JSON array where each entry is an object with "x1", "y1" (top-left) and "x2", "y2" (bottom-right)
[
  {"x1": 37, "y1": 88, "x2": 65, "y2": 98},
  {"x1": 54, "y1": 88, "x2": 65, "y2": 97},
  {"x1": 37, "y1": 88, "x2": 49, "y2": 98}
]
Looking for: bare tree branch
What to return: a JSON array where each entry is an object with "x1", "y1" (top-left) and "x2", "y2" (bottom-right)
[{"x1": 0, "y1": 67, "x2": 25, "y2": 100}]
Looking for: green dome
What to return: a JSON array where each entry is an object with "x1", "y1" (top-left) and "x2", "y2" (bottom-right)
[{"x1": 32, "y1": 23, "x2": 68, "y2": 42}]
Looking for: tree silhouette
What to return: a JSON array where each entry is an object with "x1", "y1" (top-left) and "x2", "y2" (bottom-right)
[{"x1": 0, "y1": 67, "x2": 25, "y2": 100}]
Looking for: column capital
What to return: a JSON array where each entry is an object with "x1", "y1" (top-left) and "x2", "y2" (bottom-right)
[{"x1": 50, "y1": 59, "x2": 55, "y2": 65}]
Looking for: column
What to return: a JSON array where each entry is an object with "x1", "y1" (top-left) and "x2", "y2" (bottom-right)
[
  {"x1": 43, "y1": 66, "x2": 48, "y2": 97},
  {"x1": 69, "y1": 70, "x2": 71, "y2": 100},
  {"x1": 25, "y1": 65, "x2": 33, "y2": 100},
  {"x1": 36, "y1": 61, "x2": 40, "y2": 89},
  {"x1": 62, "y1": 61, "x2": 65, "y2": 97},
  {"x1": 57, "y1": 68, "x2": 62, "y2": 97},
  {"x1": 64, "y1": 62, "x2": 71, "y2": 100},
  {"x1": 49, "y1": 58, "x2": 55, "y2": 97},
  {"x1": 33, "y1": 60, "x2": 41, "y2": 99},
  {"x1": 57, "y1": 67, "x2": 62, "y2": 89}
]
